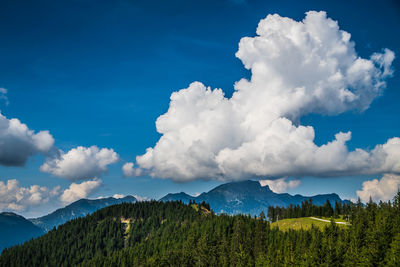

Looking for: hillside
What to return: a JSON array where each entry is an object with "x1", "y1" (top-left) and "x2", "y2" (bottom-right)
[
  {"x1": 0, "y1": 212, "x2": 44, "y2": 252},
  {"x1": 1, "y1": 197, "x2": 399, "y2": 266},
  {"x1": 29, "y1": 195, "x2": 136, "y2": 231},
  {"x1": 160, "y1": 180, "x2": 349, "y2": 216}
]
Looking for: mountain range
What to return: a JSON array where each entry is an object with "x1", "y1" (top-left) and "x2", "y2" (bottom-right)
[
  {"x1": 1, "y1": 180, "x2": 349, "y2": 252},
  {"x1": 160, "y1": 180, "x2": 349, "y2": 216}
]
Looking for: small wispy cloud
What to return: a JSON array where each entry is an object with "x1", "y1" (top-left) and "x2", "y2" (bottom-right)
[
  {"x1": 0, "y1": 88, "x2": 9, "y2": 106},
  {"x1": 259, "y1": 178, "x2": 301, "y2": 193},
  {"x1": 132, "y1": 194, "x2": 149, "y2": 202}
]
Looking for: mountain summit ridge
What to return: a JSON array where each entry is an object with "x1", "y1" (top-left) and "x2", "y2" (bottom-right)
[{"x1": 160, "y1": 180, "x2": 347, "y2": 216}]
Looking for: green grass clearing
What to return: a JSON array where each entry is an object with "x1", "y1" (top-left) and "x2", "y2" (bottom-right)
[{"x1": 271, "y1": 217, "x2": 349, "y2": 231}]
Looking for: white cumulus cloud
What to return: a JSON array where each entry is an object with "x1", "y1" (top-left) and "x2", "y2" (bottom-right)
[
  {"x1": 122, "y1": 162, "x2": 143, "y2": 177},
  {"x1": 356, "y1": 174, "x2": 400, "y2": 203},
  {"x1": 0, "y1": 88, "x2": 8, "y2": 105},
  {"x1": 60, "y1": 179, "x2": 102, "y2": 204},
  {"x1": 127, "y1": 11, "x2": 397, "y2": 182},
  {"x1": 259, "y1": 178, "x2": 301, "y2": 193},
  {"x1": 41, "y1": 146, "x2": 119, "y2": 181},
  {"x1": 0, "y1": 179, "x2": 60, "y2": 212},
  {"x1": 0, "y1": 112, "x2": 54, "y2": 166}
]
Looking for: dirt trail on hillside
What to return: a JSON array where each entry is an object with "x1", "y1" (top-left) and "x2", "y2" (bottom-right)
[{"x1": 309, "y1": 217, "x2": 350, "y2": 225}]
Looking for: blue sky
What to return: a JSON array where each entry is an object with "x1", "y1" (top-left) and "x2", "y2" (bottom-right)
[{"x1": 0, "y1": 0, "x2": 399, "y2": 217}]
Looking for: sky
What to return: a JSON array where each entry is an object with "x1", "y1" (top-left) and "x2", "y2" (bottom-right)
[{"x1": 0, "y1": 0, "x2": 399, "y2": 217}]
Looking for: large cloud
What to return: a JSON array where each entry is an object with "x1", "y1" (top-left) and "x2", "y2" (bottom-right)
[
  {"x1": 0, "y1": 112, "x2": 54, "y2": 166},
  {"x1": 0, "y1": 179, "x2": 60, "y2": 212},
  {"x1": 60, "y1": 179, "x2": 102, "y2": 204},
  {"x1": 128, "y1": 11, "x2": 396, "y2": 182},
  {"x1": 41, "y1": 146, "x2": 119, "y2": 180},
  {"x1": 357, "y1": 174, "x2": 400, "y2": 203}
]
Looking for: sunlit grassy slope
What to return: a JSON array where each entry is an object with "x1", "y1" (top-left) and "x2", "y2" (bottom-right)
[{"x1": 271, "y1": 217, "x2": 349, "y2": 231}]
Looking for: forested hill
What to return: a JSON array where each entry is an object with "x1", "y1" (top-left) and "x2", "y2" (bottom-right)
[
  {"x1": 160, "y1": 180, "x2": 349, "y2": 215},
  {"x1": 1, "y1": 195, "x2": 400, "y2": 266}
]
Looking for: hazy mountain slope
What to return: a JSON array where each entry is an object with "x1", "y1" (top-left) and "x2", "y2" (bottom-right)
[
  {"x1": 29, "y1": 195, "x2": 136, "y2": 231},
  {"x1": 0, "y1": 212, "x2": 45, "y2": 252}
]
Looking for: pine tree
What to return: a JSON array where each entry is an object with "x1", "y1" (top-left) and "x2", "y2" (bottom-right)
[{"x1": 385, "y1": 233, "x2": 400, "y2": 266}]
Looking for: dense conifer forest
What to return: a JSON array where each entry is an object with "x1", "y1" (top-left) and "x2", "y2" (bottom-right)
[{"x1": 1, "y1": 193, "x2": 400, "y2": 267}]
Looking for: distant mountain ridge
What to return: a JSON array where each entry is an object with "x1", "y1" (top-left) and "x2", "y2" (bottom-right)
[
  {"x1": 29, "y1": 195, "x2": 137, "y2": 231},
  {"x1": 160, "y1": 180, "x2": 349, "y2": 216},
  {"x1": 0, "y1": 212, "x2": 44, "y2": 252}
]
